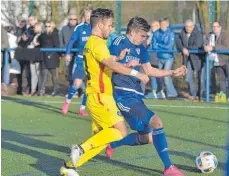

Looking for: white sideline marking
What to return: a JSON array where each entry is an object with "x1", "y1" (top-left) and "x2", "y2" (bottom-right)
[{"x1": 2, "y1": 99, "x2": 228, "y2": 110}]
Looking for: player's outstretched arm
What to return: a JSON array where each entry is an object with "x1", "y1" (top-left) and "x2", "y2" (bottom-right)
[
  {"x1": 141, "y1": 62, "x2": 187, "y2": 78},
  {"x1": 101, "y1": 57, "x2": 149, "y2": 84}
]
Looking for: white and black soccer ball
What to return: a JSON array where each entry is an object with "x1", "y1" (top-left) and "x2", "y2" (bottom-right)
[{"x1": 195, "y1": 151, "x2": 218, "y2": 173}]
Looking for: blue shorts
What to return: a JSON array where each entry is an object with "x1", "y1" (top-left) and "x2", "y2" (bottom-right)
[
  {"x1": 115, "y1": 93, "x2": 154, "y2": 134},
  {"x1": 72, "y1": 55, "x2": 85, "y2": 80}
]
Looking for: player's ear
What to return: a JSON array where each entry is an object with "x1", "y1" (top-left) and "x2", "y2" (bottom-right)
[{"x1": 98, "y1": 21, "x2": 104, "y2": 30}]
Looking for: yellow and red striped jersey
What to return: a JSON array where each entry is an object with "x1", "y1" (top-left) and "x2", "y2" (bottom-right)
[{"x1": 83, "y1": 35, "x2": 113, "y2": 95}]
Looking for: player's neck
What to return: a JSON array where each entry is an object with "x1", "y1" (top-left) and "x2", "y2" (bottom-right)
[
  {"x1": 126, "y1": 34, "x2": 136, "y2": 45},
  {"x1": 92, "y1": 29, "x2": 104, "y2": 39}
]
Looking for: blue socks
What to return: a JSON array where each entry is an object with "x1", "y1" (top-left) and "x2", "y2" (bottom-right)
[
  {"x1": 66, "y1": 84, "x2": 78, "y2": 102},
  {"x1": 153, "y1": 128, "x2": 172, "y2": 169},
  {"x1": 110, "y1": 133, "x2": 142, "y2": 149},
  {"x1": 109, "y1": 128, "x2": 172, "y2": 170}
]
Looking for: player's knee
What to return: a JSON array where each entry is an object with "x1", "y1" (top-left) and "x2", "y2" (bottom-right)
[
  {"x1": 113, "y1": 121, "x2": 128, "y2": 138},
  {"x1": 149, "y1": 115, "x2": 163, "y2": 129},
  {"x1": 73, "y1": 79, "x2": 82, "y2": 88},
  {"x1": 120, "y1": 129, "x2": 127, "y2": 138}
]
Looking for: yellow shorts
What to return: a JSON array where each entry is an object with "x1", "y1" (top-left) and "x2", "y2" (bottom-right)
[{"x1": 86, "y1": 93, "x2": 124, "y2": 134}]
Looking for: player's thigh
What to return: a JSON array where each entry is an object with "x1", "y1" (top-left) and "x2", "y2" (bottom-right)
[
  {"x1": 120, "y1": 109, "x2": 152, "y2": 135},
  {"x1": 87, "y1": 93, "x2": 124, "y2": 130},
  {"x1": 117, "y1": 97, "x2": 155, "y2": 126},
  {"x1": 72, "y1": 62, "x2": 85, "y2": 81}
]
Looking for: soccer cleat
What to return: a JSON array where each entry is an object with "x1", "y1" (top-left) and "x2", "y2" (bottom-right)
[
  {"x1": 62, "y1": 101, "x2": 70, "y2": 114},
  {"x1": 163, "y1": 165, "x2": 184, "y2": 176},
  {"x1": 78, "y1": 109, "x2": 88, "y2": 116},
  {"x1": 105, "y1": 144, "x2": 114, "y2": 159},
  {"x1": 60, "y1": 165, "x2": 79, "y2": 176},
  {"x1": 70, "y1": 145, "x2": 84, "y2": 166}
]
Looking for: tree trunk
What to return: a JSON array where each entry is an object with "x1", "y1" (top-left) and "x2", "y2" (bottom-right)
[
  {"x1": 198, "y1": 0, "x2": 210, "y2": 34},
  {"x1": 227, "y1": 1, "x2": 229, "y2": 32},
  {"x1": 51, "y1": 1, "x2": 59, "y2": 26},
  {"x1": 216, "y1": 0, "x2": 220, "y2": 22}
]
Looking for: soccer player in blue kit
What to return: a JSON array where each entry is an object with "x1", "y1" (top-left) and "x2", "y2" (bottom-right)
[
  {"x1": 62, "y1": 8, "x2": 92, "y2": 116},
  {"x1": 106, "y1": 17, "x2": 187, "y2": 176}
]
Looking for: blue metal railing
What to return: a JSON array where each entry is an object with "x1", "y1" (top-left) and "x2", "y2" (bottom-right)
[{"x1": 2, "y1": 48, "x2": 229, "y2": 103}]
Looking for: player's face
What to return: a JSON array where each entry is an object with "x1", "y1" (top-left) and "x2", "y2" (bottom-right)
[
  {"x1": 101, "y1": 18, "x2": 114, "y2": 39},
  {"x1": 131, "y1": 29, "x2": 147, "y2": 46},
  {"x1": 84, "y1": 11, "x2": 91, "y2": 24}
]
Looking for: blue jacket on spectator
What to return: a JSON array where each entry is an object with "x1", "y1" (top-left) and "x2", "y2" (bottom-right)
[{"x1": 151, "y1": 27, "x2": 175, "y2": 60}]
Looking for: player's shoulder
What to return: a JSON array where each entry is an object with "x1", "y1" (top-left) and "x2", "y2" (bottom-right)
[
  {"x1": 139, "y1": 44, "x2": 148, "y2": 51},
  {"x1": 73, "y1": 23, "x2": 84, "y2": 32},
  {"x1": 112, "y1": 35, "x2": 127, "y2": 46},
  {"x1": 87, "y1": 35, "x2": 105, "y2": 49}
]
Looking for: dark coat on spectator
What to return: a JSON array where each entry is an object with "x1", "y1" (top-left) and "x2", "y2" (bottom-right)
[
  {"x1": 26, "y1": 25, "x2": 36, "y2": 45},
  {"x1": 214, "y1": 31, "x2": 229, "y2": 65},
  {"x1": 59, "y1": 23, "x2": 77, "y2": 48},
  {"x1": 39, "y1": 28, "x2": 60, "y2": 69},
  {"x1": 176, "y1": 26, "x2": 204, "y2": 71},
  {"x1": 15, "y1": 26, "x2": 27, "y2": 37}
]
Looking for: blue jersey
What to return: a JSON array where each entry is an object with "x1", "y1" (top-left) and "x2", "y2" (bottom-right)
[
  {"x1": 66, "y1": 22, "x2": 91, "y2": 62},
  {"x1": 109, "y1": 35, "x2": 151, "y2": 98}
]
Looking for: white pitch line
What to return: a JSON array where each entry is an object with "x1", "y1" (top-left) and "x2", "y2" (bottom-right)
[{"x1": 2, "y1": 99, "x2": 228, "y2": 110}]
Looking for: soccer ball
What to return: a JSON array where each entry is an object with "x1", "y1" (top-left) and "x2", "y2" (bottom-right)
[{"x1": 195, "y1": 151, "x2": 218, "y2": 173}]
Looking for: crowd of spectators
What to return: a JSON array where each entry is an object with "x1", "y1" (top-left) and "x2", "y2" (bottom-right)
[{"x1": 1, "y1": 12, "x2": 229, "y2": 102}]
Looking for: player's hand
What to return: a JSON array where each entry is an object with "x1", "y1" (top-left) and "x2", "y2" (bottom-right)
[
  {"x1": 136, "y1": 72, "x2": 149, "y2": 85},
  {"x1": 126, "y1": 60, "x2": 140, "y2": 67},
  {"x1": 65, "y1": 55, "x2": 72, "y2": 62},
  {"x1": 118, "y1": 48, "x2": 130, "y2": 61},
  {"x1": 173, "y1": 65, "x2": 187, "y2": 77}
]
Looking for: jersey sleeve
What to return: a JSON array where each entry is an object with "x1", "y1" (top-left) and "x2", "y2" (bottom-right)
[
  {"x1": 65, "y1": 27, "x2": 79, "y2": 55},
  {"x1": 109, "y1": 37, "x2": 123, "y2": 57},
  {"x1": 93, "y1": 43, "x2": 111, "y2": 62},
  {"x1": 140, "y1": 45, "x2": 151, "y2": 64}
]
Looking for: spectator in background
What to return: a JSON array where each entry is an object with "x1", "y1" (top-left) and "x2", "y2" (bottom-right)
[
  {"x1": 15, "y1": 16, "x2": 27, "y2": 40},
  {"x1": 16, "y1": 15, "x2": 38, "y2": 95},
  {"x1": 176, "y1": 19, "x2": 205, "y2": 102},
  {"x1": 204, "y1": 21, "x2": 229, "y2": 101},
  {"x1": 6, "y1": 26, "x2": 20, "y2": 87},
  {"x1": 1, "y1": 25, "x2": 9, "y2": 82},
  {"x1": 146, "y1": 20, "x2": 165, "y2": 99},
  {"x1": 151, "y1": 18, "x2": 177, "y2": 99},
  {"x1": 59, "y1": 14, "x2": 79, "y2": 85},
  {"x1": 28, "y1": 22, "x2": 43, "y2": 96},
  {"x1": 26, "y1": 15, "x2": 38, "y2": 44},
  {"x1": 16, "y1": 30, "x2": 31, "y2": 95},
  {"x1": 38, "y1": 21, "x2": 60, "y2": 96}
]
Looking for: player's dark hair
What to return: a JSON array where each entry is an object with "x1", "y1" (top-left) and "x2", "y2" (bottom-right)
[
  {"x1": 90, "y1": 8, "x2": 114, "y2": 28},
  {"x1": 127, "y1": 16, "x2": 150, "y2": 34}
]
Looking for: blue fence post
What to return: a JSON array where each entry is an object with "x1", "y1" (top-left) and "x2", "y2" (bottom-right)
[
  {"x1": 4, "y1": 50, "x2": 9, "y2": 84},
  {"x1": 205, "y1": 54, "x2": 210, "y2": 103}
]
